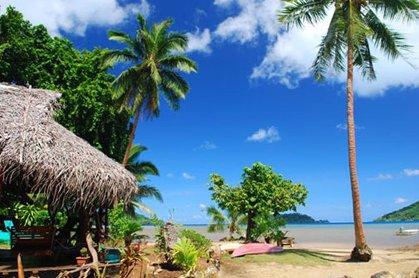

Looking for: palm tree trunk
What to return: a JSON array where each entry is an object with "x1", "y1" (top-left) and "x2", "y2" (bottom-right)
[
  {"x1": 122, "y1": 108, "x2": 140, "y2": 167},
  {"x1": 347, "y1": 43, "x2": 372, "y2": 262}
]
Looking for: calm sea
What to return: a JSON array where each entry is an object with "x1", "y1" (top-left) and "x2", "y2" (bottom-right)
[{"x1": 142, "y1": 222, "x2": 419, "y2": 249}]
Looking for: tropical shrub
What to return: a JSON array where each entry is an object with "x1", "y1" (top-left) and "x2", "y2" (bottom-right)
[
  {"x1": 179, "y1": 228, "x2": 211, "y2": 256},
  {"x1": 172, "y1": 237, "x2": 199, "y2": 275},
  {"x1": 109, "y1": 203, "x2": 142, "y2": 247}
]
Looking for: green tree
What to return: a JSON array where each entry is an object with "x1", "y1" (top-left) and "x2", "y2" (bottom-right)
[
  {"x1": 206, "y1": 206, "x2": 246, "y2": 240},
  {"x1": 279, "y1": 0, "x2": 418, "y2": 261},
  {"x1": 209, "y1": 163, "x2": 307, "y2": 242},
  {"x1": 0, "y1": 7, "x2": 131, "y2": 162},
  {"x1": 103, "y1": 14, "x2": 197, "y2": 166}
]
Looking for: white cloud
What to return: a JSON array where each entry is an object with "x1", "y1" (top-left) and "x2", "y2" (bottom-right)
[
  {"x1": 1, "y1": 0, "x2": 151, "y2": 36},
  {"x1": 247, "y1": 126, "x2": 280, "y2": 143},
  {"x1": 394, "y1": 197, "x2": 407, "y2": 204},
  {"x1": 214, "y1": 0, "x2": 281, "y2": 44},
  {"x1": 403, "y1": 168, "x2": 419, "y2": 177},
  {"x1": 214, "y1": 0, "x2": 235, "y2": 8},
  {"x1": 368, "y1": 173, "x2": 393, "y2": 181},
  {"x1": 186, "y1": 28, "x2": 212, "y2": 53},
  {"x1": 195, "y1": 141, "x2": 217, "y2": 150},
  {"x1": 182, "y1": 172, "x2": 195, "y2": 180},
  {"x1": 199, "y1": 203, "x2": 207, "y2": 209},
  {"x1": 166, "y1": 173, "x2": 174, "y2": 178},
  {"x1": 336, "y1": 123, "x2": 365, "y2": 131}
]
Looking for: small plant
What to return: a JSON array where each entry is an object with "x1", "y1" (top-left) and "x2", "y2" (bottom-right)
[
  {"x1": 172, "y1": 237, "x2": 199, "y2": 276},
  {"x1": 179, "y1": 229, "x2": 211, "y2": 257},
  {"x1": 80, "y1": 247, "x2": 89, "y2": 257}
]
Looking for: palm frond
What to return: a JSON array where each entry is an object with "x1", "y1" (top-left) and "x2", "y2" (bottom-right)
[
  {"x1": 279, "y1": 0, "x2": 333, "y2": 28},
  {"x1": 312, "y1": 8, "x2": 346, "y2": 80},
  {"x1": 101, "y1": 49, "x2": 137, "y2": 67},
  {"x1": 364, "y1": 9, "x2": 410, "y2": 59},
  {"x1": 137, "y1": 184, "x2": 163, "y2": 202},
  {"x1": 354, "y1": 39, "x2": 377, "y2": 80},
  {"x1": 369, "y1": 0, "x2": 419, "y2": 21},
  {"x1": 131, "y1": 200, "x2": 154, "y2": 216},
  {"x1": 160, "y1": 55, "x2": 198, "y2": 73}
]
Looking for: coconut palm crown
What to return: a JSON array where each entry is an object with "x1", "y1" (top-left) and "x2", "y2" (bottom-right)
[
  {"x1": 103, "y1": 14, "x2": 197, "y2": 166},
  {"x1": 279, "y1": 0, "x2": 418, "y2": 262}
]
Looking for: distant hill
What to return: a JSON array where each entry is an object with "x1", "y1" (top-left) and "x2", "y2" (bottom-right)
[
  {"x1": 374, "y1": 201, "x2": 419, "y2": 222},
  {"x1": 281, "y1": 213, "x2": 329, "y2": 224}
]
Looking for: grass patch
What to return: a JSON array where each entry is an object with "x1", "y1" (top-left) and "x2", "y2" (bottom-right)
[{"x1": 224, "y1": 249, "x2": 337, "y2": 267}]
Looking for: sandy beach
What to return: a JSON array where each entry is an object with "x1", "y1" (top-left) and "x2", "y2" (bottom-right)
[
  {"x1": 219, "y1": 246, "x2": 419, "y2": 278},
  {"x1": 143, "y1": 223, "x2": 419, "y2": 277}
]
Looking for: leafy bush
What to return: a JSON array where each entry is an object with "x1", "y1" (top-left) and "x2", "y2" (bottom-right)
[
  {"x1": 109, "y1": 203, "x2": 142, "y2": 246},
  {"x1": 179, "y1": 228, "x2": 211, "y2": 256},
  {"x1": 14, "y1": 203, "x2": 49, "y2": 226},
  {"x1": 172, "y1": 237, "x2": 199, "y2": 274}
]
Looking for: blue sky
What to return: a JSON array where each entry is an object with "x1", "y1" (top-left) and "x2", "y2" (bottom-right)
[{"x1": 3, "y1": 0, "x2": 418, "y2": 223}]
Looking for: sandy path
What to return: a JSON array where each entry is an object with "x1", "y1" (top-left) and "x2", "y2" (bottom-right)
[{"x1": 219, "y1": 248, "x2": 419, "y2": 278}]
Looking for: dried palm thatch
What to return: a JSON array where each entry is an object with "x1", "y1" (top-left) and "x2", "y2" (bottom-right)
[{"x1": 0, "y1": 84, "x2": 137, "y2": 210}]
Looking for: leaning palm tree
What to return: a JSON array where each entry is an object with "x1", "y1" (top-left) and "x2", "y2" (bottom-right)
[
  {"x1": 103, "y1": 15, "x2": 197, "y2": 166},
  {"x1": 206, "y1": 206, "x2": 246, "y2": 240},
  {"x1": 125, "y1": 144, "x2": 162, "y2": 216},
  {"x1": 280, "y1": 0, "x2": 418, "y2": 261}
]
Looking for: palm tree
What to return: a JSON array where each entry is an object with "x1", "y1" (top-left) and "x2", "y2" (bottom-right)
[
  {"x1": 125, "y1": 144, "x2": 162, "y2": 216},
  {"x1": 103, "y1": 15, "x2": 197, "y2": 166},
  {"x1": 206, "y1": 206, "x2": 246, "y2": 240},
  {"x1": 280, "y1": 0, "x2": 418, "y2": 261}
]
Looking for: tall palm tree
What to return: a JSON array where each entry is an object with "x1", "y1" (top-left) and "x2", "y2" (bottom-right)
[
  {"x1": 126, "y1": 144, "x2": 162, "y2": 216},
  {"x1": 103, "y1": 15, "x2": 197, "y2": 166},
  {"x1": 280, "y1": 0, "x2": 418, "y2": 261},
  {"x1": 206, "y1": 206, "x2": 246, "y2": 240}
]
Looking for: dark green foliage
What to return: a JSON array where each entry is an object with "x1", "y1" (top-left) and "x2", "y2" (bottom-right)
[
  {"x1": 281, "y1": 213, "x2": 329, "y2": 224},
  {"x1": 375, "y1": 201, "x2": 419, "y2": 222},
  {"x1": 0, "y1": 7, "x2": 130, "y2": 161},
  {"x1": 209, "y1": 162, "x2": 308, "y2": 241},
  {"x1": 179, "y1": 228, "x2": 212, "y2": 256}
]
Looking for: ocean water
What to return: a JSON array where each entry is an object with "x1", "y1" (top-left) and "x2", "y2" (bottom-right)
[{"x1": 142, "y1": 222, "x2": 419, "y2": 249}]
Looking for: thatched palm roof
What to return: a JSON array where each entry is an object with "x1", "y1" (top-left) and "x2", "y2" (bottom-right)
[{"x1": 0, "y1": 84, "x2": 137, "y2": 210}]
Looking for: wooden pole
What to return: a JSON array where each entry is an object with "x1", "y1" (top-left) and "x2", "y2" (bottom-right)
[{"x1": 17, "y1": 254, "x2": 25, "y2": 278}]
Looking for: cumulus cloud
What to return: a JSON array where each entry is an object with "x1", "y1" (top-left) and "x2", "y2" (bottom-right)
[
  {"x1": 186, "y1": 28, "x2": 212, "y2": 53},
  {"x1": 247, "y1": 126, "x2": 280, "y2": 143},
  {"x1": 367, "y1": 173, "x2": 393, "y2": 181},
  {"x1": 394, "y1": 197, "x2": 407, "y2": 204},
  {"x1": 1, "y1": 0, "x2": 151, "y2": 36},
  {"x1": 195, "y1": 141, "x2": 217, "y2": 150},
  {"x1": 214, "y1": 0, "x2": 281, "y2": 44},
  {"x1": 182, "y1": 172, "x2": 195, "y2": 180},
  {"x1": 403, "y1": 168, "x2": 419, "y2": 177},
  {"x1": 213, "y1": 0, "x2": 419, "y2": 96}
]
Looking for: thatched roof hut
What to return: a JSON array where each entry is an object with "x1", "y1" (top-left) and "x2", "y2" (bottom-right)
[{"x1": 0, "y1": 84, "x2": 137, "y2": 210}]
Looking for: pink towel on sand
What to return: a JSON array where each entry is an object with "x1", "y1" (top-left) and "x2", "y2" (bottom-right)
[{"x1": 231, "y1": 243, "x2": 283, "y2": 257}]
